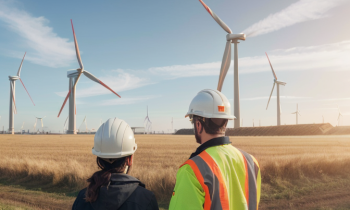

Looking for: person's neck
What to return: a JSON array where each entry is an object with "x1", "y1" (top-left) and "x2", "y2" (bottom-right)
[{"x1": 200, "y1": 133, "x2": 224, "y2": 145}]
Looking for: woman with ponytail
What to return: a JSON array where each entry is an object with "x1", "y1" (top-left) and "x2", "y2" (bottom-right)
[{"x1": 72, "y1": 118, "x2": 159, "y2": 210}]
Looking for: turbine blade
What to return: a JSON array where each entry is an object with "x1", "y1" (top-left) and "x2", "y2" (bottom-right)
[
  {"x1": 217, "y1": 41, "x2": 232, "y2": 91},
  {"x1": 57, "y1": 89, "x2": 72, "y2": 117},
  {"x1": 19, "y1": 78, "x2": 35, "y2": 106},
  {"x1": 265, "y1": 52, "x2": 278, "y2": 80},
  {"x1": 41, "y1": 119, "x2": 43, "y2": 128},
  {"x1": 198, "y1": 0, "x2": 232, "y2": 34},
  {"x1": 71, "y1": 20, "x2": 84, "y2": 70},
  {"x1": 266, "y1": 82, "x2": 275, "y2": 110},
  {"x1": 83, "y1": 71, "x2": 121, "y2": 98},
  {"x1": 17, "y1": 52, "x2": 26, "y2": 77}
]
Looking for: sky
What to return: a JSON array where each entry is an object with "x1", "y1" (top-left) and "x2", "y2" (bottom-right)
[{"x1": 0, "y1": 0, "x2": 349, "y2": 133}]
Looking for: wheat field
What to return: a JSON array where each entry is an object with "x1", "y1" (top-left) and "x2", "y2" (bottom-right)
[{"x1": 1, "y1": 134, "x2": 350, "y2": 209}]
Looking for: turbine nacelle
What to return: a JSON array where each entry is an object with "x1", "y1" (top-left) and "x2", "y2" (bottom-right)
[
  {"x1": 275, "y1": 80, "x2": 286, "y2": 86},
  {"x1": 8, "y1": 76, "x2": 19, "y2": 81},
  {"x1": 227, "y1": 33, "x2": 246, "y2": 41}
]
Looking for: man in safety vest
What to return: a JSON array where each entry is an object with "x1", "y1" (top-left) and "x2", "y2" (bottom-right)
[{"x1": 169, "y1": 89, "x2": 261, "y2": 210}]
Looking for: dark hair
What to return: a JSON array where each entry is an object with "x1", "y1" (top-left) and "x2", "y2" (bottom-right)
[
  {"x1": 193, "y1": 115, "x2": 228, "y2": 134},
  {"x1": 85, "y1": 157, "x2": 129, "y2": 202}
]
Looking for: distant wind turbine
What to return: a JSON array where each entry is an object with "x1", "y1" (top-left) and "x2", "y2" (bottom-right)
[
  {"x1": 265, "y1": 53, "x2": 286, "y2": 126},
  {"x1": 57, "y1": 20, "x2": 121, "y2": 134},
  {"x1": 79, "y1": 116, "x2": 88, "y2": 133},
  {"x1": 34, "y1": 116, "x2": 46, "y2": 133},
  {"x1": 63, "y1": 116, "x2": 69, "y2": 134},
  {"x1": 337, "y1": 106, "x2": 343, "y2": 126},
  {"x1": 8, "y1": 52, "x2": 35, "y2": 134},
  {"x1": 322, "y1": 115, "x2": 325, "y2": 124},
  {"x1": 291, "y1": 104, "x2": 301, "y2": 125},
  {"x1": 171, "y1": 117, "x2": 173, "y2": 134},
  {"x1": 20, "y1": 122, "x2": 24, "y2": 133},
  {"x1": 144, "y1": 106, "x2": 152, "y2": 134}
]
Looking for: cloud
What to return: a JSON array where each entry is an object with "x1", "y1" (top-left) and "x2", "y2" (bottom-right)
[
  {"x1": 55, "y1": 70, "x2": 153, "y2": 98},
  {"x1": 242, "y1": 0, "x2": 346, "y2": 37},
  {"x1": 98, "y1": 95, "x2": 160, "y2": 106},
  {"x1": 149, "y1": 62, "x2": 221, "y2": 79},
  {"x1": 149, "y1": 40, "x2": 350, "y2": 78},
  {"x1": 0, "y1": 1, "x2": 75, "y2": 67}
]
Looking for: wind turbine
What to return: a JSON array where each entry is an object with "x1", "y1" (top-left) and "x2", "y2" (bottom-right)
[
  {"x1": 291, "y1": 104, "x2": 301, "y2": 125},
  {"x1": 57, "y1": 20, "x2": 121, "y2": 134},
  {"x1": 79, "y1": 116, "x2": 88, "y2": 133},
  {"x1": 34, "y1": 117, "x2": 46, "y2": 133},
  {"x1": 322, "y1": 115, "x2": 325, "y2": 124},
  {"x1": 198, "y1": 0, "x2": 246, "y2": 128},
  {"x1": 20, "y1": 122, "x2": 24, "y2": 133},
  {"x1": 171, "y1": 117, "x2": 173, "y2": 134},
  {"x1": 265, "y1": 53, "x2": 286, "y2": 126},
  {"x1": 337, "y1": 106, "x2": 343, "y2": 126},
  {"x1": 144, "y1": 106, "x2": 152, "y2": 134},
  {"x1": 8, "y1": 52, "x2": 35, "y2": 134},
  {"x1": 63, "y1": 116, "x2": 69, "y2": 134}
]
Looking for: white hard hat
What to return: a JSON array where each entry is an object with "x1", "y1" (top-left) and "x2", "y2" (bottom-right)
[
  {"x1": 185, "y1": 89, "x2": 235, "y2": 120},
  {"x1": 92, "y1": 118, "x2": 137, "y2": 159}
]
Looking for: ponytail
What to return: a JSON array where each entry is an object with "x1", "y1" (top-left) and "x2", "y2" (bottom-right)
[{"x1": 85, "y1": 157, "x2": 128, "y2": 202}]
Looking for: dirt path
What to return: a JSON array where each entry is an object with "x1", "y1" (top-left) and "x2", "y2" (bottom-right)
[
  {"x1": 260, "y1": 188, "x2": 350, "y2": 210},
  {"x1": 2, "y1": 183, "x2": 350, "y2": 210},
  {"x1": 0, "y1": 185, "x2": 74, "y2": 210}
]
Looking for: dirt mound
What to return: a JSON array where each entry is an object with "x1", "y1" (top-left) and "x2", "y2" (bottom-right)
[
  {"x1": 225, "y1": 123, "x2": 334, "y2": 136},
  {"x1": 175, "y1": 129, "x2": 194, "y2": 135},
  {"x1": 174, "y1": 123, "x2": 350, "y2": 136},
  {"x1": 325, "y1": 126, "x2": 350, "y2": 135}
]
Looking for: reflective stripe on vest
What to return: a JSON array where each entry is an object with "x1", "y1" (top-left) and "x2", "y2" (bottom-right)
[
  {"x1": 181, "y1": 151, "x2": 229, "y2": 210},
  {"x1": 238, "y1": 149, "x2": 259, "y2": 210},
  {"x1": 181, "y1": 148, "x2": 260, "y2": 210}
]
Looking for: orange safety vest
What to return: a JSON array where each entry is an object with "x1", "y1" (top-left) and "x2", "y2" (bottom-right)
[{"x1": 181, "y1": 149, "x2": 260, "y2": 210}]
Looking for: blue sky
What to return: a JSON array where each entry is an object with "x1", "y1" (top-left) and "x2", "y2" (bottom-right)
[{"x1": 0, "y1": 0, "x2": 350, "y2": 133}]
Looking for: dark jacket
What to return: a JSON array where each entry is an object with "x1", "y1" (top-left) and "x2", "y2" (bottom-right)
[{"x1": 72, "y1": 173, "x2": 159, "y2": 210}]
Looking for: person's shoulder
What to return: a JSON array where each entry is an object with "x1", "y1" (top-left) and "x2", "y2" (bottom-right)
[
  {"x1": 73, "y1": 188, "x2": 86, "y2": 201},
  {"x1": 124, "y1": 185, "x2": 158, "y2": 209},
  {"x1": 72, "y1": 188, "x2": 90, "y2": 210},
  {"x1": 234, "y1": 147, "x2": 260, "y2": 168},
  {"x1": 129, "y1": 185, "x2": 156, "y2": 201}
]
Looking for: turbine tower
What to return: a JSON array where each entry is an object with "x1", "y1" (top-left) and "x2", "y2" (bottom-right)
[
  {"x1": 57, "y1": 20, "x2": 121, "y2": 134},
  {"x1": 265, "y1": 53, "x2": 286, "y2": 126},
  {"x1": 8, "y1": 52, "x2": 35, "y2": 134},
  {"x1": 198, "y1": 0, "x2": 246, "y2": 128},
  {"x1": 291, "y1": 104, "x2": 301, "y2": 125}
]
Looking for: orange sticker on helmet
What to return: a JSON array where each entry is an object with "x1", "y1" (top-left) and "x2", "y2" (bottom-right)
[{"x1": 218, "y1": 106, "x2": 225, "y2": 112}]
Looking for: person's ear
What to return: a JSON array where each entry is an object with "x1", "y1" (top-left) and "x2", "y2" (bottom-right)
[
  {"x1": 127, "y1": 155, "x2": 133, "y2": 166},
  {"x1": 196, "y1": 120, "x2": 201, "y2": 130}
]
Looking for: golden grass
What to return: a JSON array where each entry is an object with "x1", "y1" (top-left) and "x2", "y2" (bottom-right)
[{"x1": 1, "y1": 134, "x2": 350, "y2": 208}]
